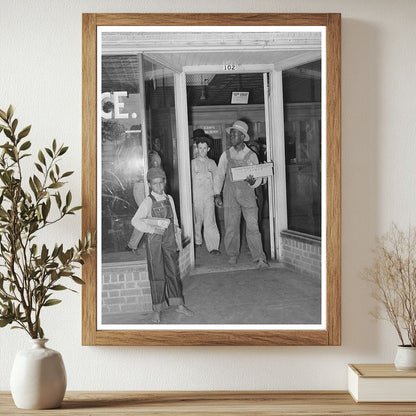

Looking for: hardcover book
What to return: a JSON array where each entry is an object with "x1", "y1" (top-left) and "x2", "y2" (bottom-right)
[{"x1": 348, "y1": 364, "x2": 416, "y2": 402}]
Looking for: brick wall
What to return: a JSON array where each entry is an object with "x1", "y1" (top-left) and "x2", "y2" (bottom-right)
[
  {"x1": 102, "y1": 243, "x2": 192, "y2": 317},
  {"x1": 178, "y1": 243, "x2": 192, "y2": 279},
  {"x1": 101, "y1": 262, "x2": 152, "y2": 316},
  {"x1": 280, "y1": 230, "x2": 321, "y2": 279}
]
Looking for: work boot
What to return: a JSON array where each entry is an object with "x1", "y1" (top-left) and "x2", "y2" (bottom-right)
[
  {"x1": 175, "y1": 304, "x2": 194, "y2": 317},
  {"x1": 256, "y1": 259, "x2": 269, "y2": 269},
  {"x1": 150, "y1": 311, "x2": 161, "y2": 323}
]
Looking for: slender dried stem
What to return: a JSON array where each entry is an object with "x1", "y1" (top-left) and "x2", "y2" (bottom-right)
[{"x1": 363, "y1": 224, "x2": 416, "y2": 346}]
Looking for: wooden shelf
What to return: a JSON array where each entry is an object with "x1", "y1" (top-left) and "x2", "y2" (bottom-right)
[{"x1": 2, "y1": 391, "x2": 416, "y2": 415}]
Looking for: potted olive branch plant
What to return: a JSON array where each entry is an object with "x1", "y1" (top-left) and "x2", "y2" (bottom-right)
[
  {"x1": 0, "y1": 105, "x2": 94, "y2": 409},
  {"x1": 363, "y1": 223, "x2": 416, "y2": 370}
]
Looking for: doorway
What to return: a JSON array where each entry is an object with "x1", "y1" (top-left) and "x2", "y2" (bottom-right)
[{"x1": 184, "y1": 72, "x2": 274, "y2": 273}]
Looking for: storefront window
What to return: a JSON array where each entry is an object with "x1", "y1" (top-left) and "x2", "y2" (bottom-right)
[
  {"x1": 101, "y1": 55, "x2": 145, "y2": 263},
  {"x1": 100, "y1": 54, "x2": 180, "y2": 264},
  {"x1": 283, "y1": 60, "x2": 322, "y2": 237}
]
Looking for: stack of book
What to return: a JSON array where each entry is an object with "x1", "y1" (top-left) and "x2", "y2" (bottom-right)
[{"x1": 348, "y1": 364, "x2": 416, "y2": 402}]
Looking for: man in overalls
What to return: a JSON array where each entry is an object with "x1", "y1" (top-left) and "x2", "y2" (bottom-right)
[{"x1": 214, "y1": 120, "x2": 269, "y2": 269}]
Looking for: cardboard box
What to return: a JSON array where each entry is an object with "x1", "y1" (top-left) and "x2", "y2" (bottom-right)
[
  {"x1": 230, "y1": 162, "x2": 274, "y2": 182},
  {"x1": 143, "y1": 217, "x2": 170, "y2": 229}
]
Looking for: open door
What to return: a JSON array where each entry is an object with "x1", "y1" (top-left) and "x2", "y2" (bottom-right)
[
  {"x1": 141, "y1": 55, "x2": 186, "y2": 233},
  {"x1": 265, "y1": 69, "x2": 287, "y2": 261},
  {"x1": 263, "y1": 72, "x2": 276, "y2": 260}
]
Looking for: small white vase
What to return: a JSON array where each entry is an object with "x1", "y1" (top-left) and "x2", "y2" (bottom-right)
[
  {"x1": 10, "y1": 338, "x2": 67, "y2": 409},
  {"x1": 394, "y1": 345, "x2": 416, "y2": 371}
]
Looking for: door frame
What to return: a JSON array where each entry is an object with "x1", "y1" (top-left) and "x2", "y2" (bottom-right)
[
  {"x1": 267, "y1": 69, "x2": 288, "y2": 260},
  {"x1": 174, "y1": 64, "x2": 285, "y2": 262}
]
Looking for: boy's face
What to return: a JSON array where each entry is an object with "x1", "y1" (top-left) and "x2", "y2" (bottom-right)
[
  {"x1": 197, "y1": 142, "x2": 210, "y2": 158},
  {"x1": 149, "y1": 177, "x2": 165, "y2": 195}
]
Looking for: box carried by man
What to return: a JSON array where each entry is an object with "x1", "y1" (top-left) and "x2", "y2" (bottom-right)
[{"x1": 230, "y1": 162, "x2": 274, "y2": 182}]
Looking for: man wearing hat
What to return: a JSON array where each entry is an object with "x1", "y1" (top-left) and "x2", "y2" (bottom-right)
[
  {"x1": 190, "y1": 128, "x2": 206, "y2": 159},
  {"x1": 214, "y1": 120, "x2": 269, "y2": 269}
]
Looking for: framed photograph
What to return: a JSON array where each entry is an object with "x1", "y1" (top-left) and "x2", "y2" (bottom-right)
[{"x1": 82, "y1": 13, "x2": 341, "y2": 346}]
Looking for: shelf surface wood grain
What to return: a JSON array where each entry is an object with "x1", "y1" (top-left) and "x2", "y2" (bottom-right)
[{"x1": 2, "y1": 391, "x2": 416, "y2": 415}]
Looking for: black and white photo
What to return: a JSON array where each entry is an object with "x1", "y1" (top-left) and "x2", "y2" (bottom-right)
[{"x1": 81, "y1": 13, "x2": 341, "y2": 346}]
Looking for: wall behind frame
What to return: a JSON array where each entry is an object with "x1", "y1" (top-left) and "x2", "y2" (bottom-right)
[{"x1": 1, "y1": 0, "x2": 416, "y2": 391}]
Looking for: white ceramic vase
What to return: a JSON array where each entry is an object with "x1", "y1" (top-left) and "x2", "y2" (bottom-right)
[
  {"x1": 10, "y1": 338, "x2": 67, "y2": 409},
  {"x1": 394, "y1": 345, "x2": 416, "y2": 371}
]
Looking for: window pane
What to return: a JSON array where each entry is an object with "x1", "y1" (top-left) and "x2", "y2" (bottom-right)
[
  {"x1": 143, "y1": 57, "x2": 179, "y2": 219},
  {"x1": 283, "y1": 60, "x2": 321, "y2": 237},
  {"x1": 101, "y1": 55, "x2": 145, "y2": 262}
]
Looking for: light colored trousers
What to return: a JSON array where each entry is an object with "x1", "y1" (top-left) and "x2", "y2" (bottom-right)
[{"x1": 193, "y1": 195, "x2": 220, "y2": 252}]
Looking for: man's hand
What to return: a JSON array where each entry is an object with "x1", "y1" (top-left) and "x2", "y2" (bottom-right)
[
  {"x1": 214, "y1": 194, "x2": 223, "y2": 207},
  {"x1": 245, "y1": 175, "x2": 256, "y2": 186}
]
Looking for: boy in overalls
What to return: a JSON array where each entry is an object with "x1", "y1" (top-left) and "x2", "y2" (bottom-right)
[
  {"x1": 214, "y1": 120, "x2": 269, "y2": 269},
  {"x1": 131, "y1": 167, "x2": 193, "y2": 323}
]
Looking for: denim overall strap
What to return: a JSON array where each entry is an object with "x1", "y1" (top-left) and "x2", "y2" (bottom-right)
[
  {"x1": 149, "y1": 194, "x2": 174, "y2": 220},
  {"x1": 224, "y1": 147, "x2": 257, "y2": 200}
]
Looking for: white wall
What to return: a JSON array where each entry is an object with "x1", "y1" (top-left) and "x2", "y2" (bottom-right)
[{"x1": 1, "y1": 0, "x2": 416, "y2": 391}]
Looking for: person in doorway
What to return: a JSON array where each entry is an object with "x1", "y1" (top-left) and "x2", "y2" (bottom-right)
[
  {"x1": 190, "y1": 128, "x2": 206, "y2": 159},
  {"x1": 152, "y1": 137, "x2": 164, "y2": 161},
  {"x1": 214, "y1": 120, "x2": 269, "y2": 269},
  {"x1": 246, "y1": 138, "x2": 266, "y2": 224},
  {"x1": 127, "y1": 150, "x2": 164, "y2": 252},
  {"x1": 191, "y1": 136, "x2": 220, "y2": 255},
  {"x1": 131, "y1": 167, "x2": 194, "y2": 323},
  {"x1": 148, "y1": 149, "x2": 163, "y2": 169}
]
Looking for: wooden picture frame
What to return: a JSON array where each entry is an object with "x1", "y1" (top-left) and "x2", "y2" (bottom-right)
[{"x1": 82, "y1": 13, "x2": 341, "y2": 346}]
